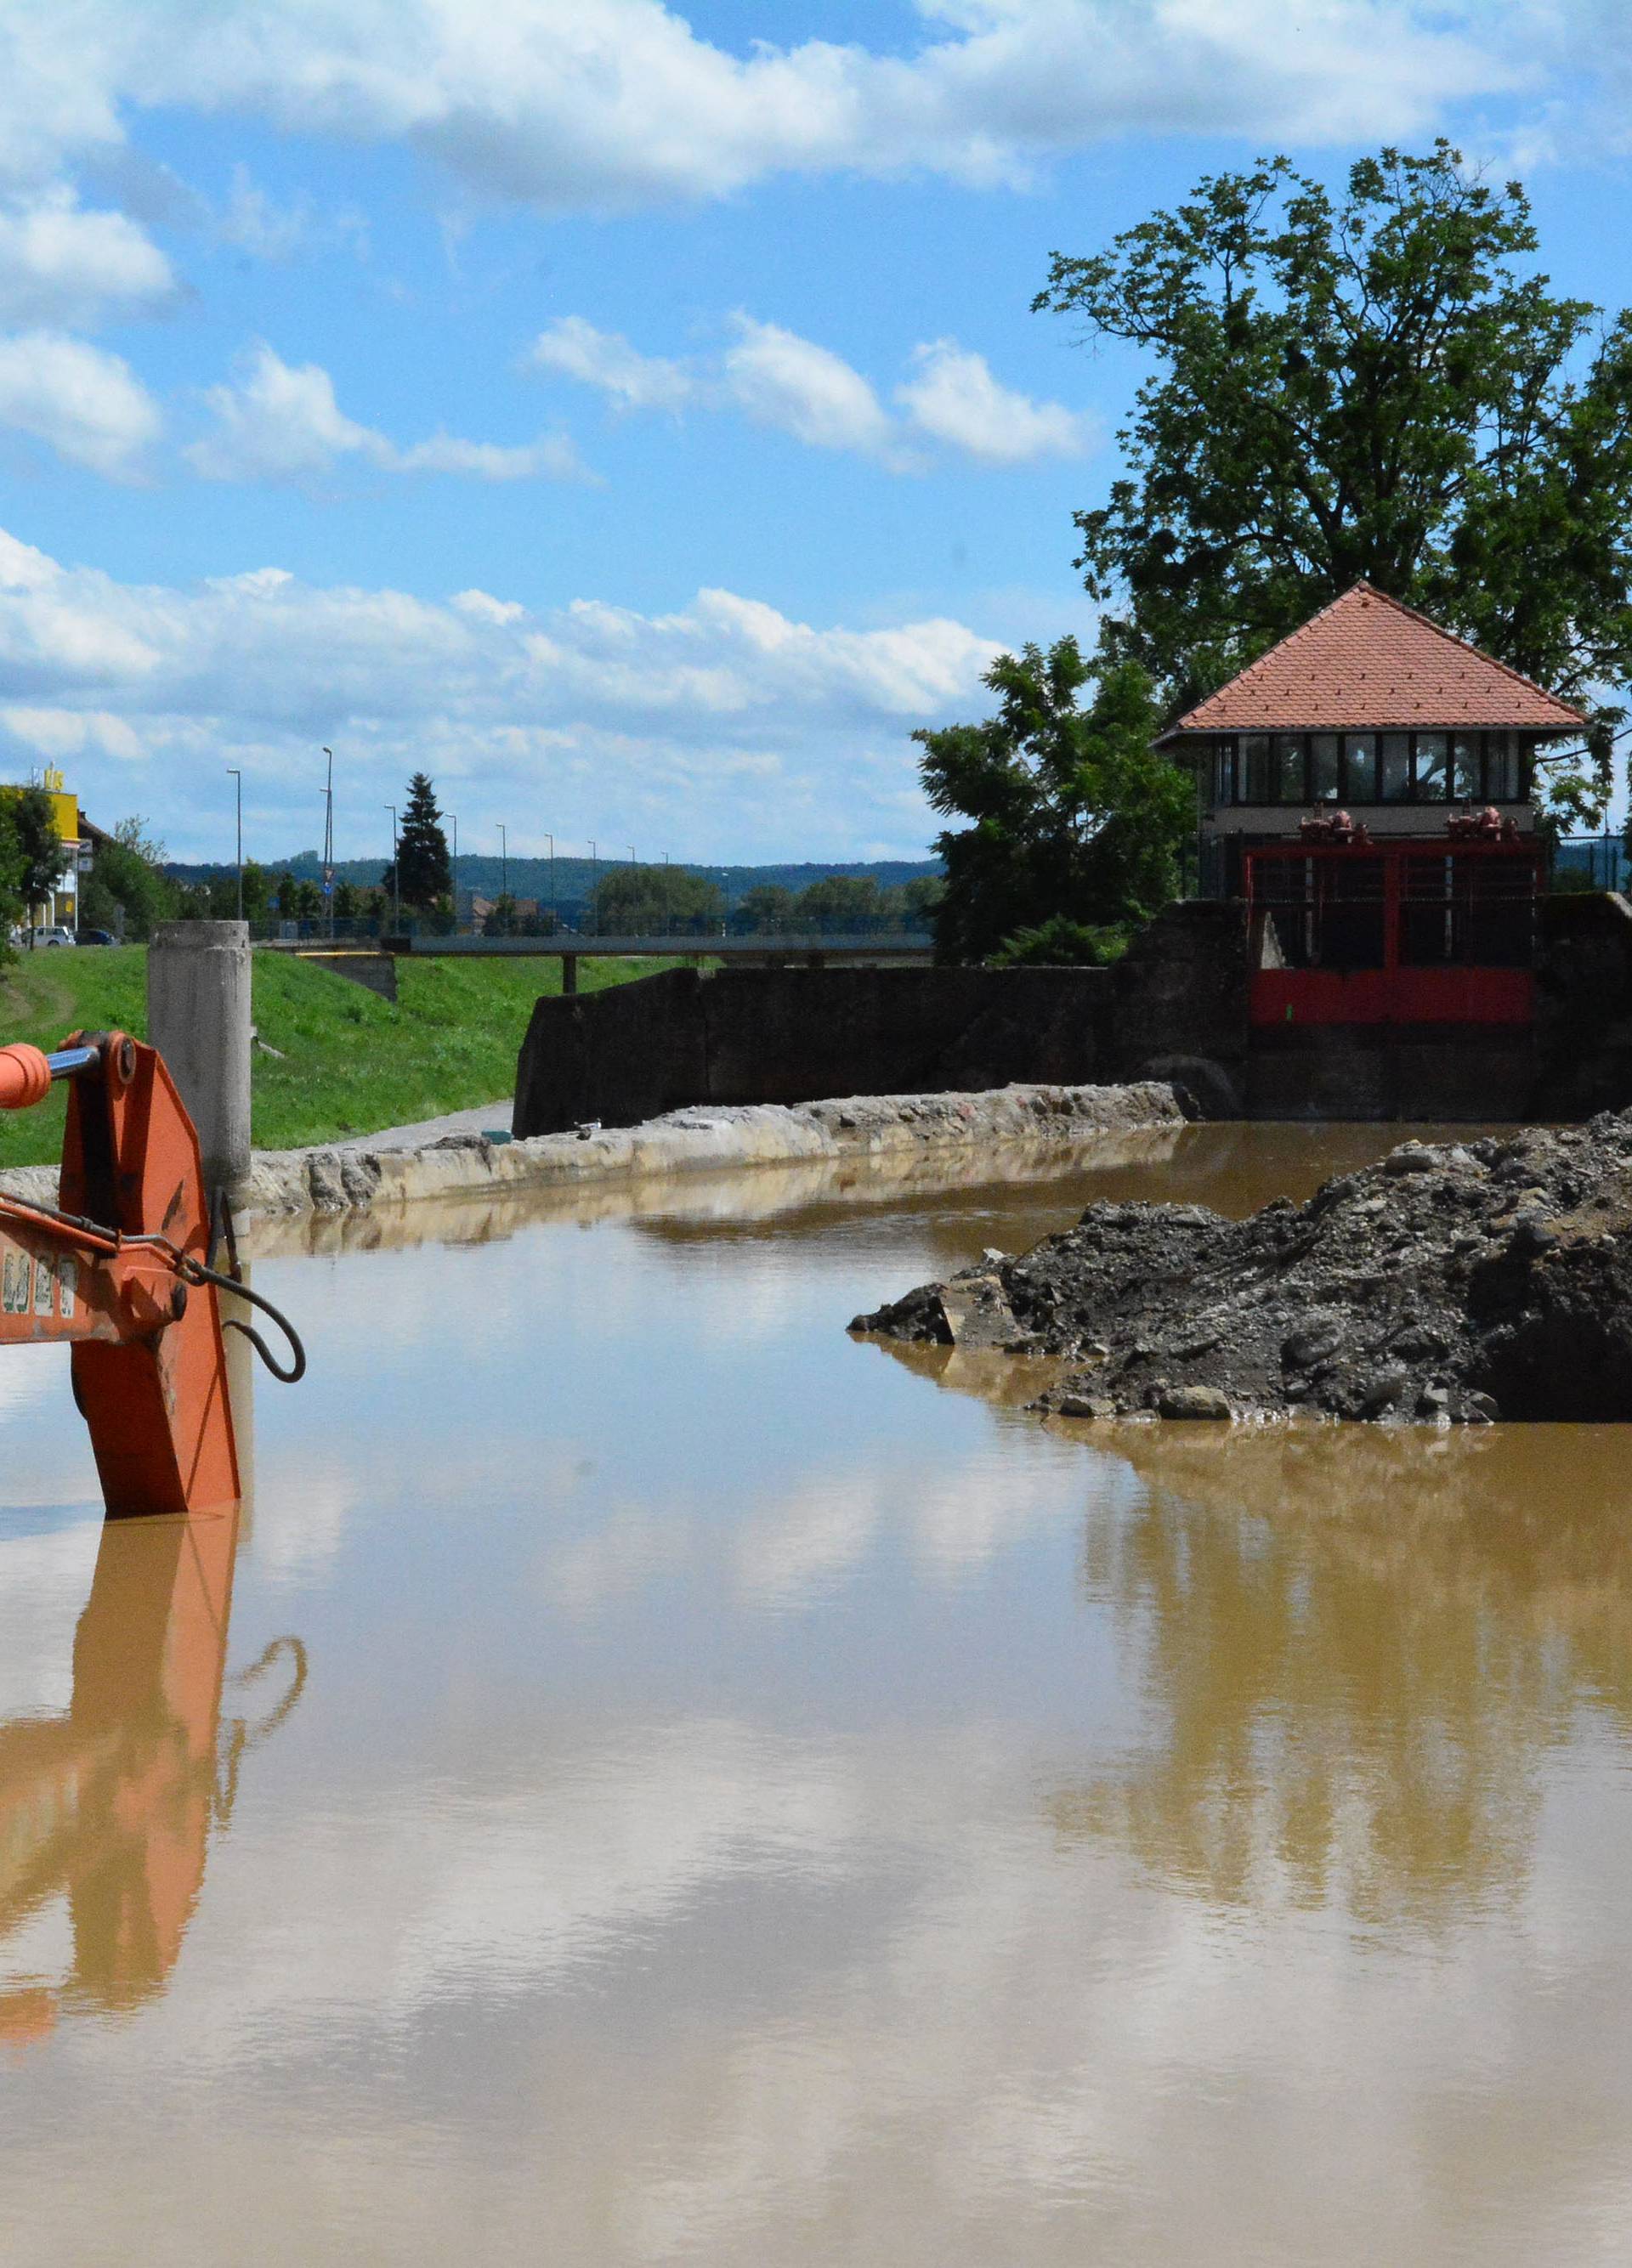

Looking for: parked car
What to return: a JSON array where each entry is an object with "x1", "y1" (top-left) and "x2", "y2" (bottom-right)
[
  {"x1": 26, "y1": 926, "x2": 76, "y2": 948},
  {"x1": 75, "y1": 927, "x2": 116, "y2": 946}
]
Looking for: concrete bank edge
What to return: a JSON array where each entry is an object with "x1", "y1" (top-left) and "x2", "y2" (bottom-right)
[{"x1": 0, "y1": 1081, "x2": 1183, "y2": 1225}]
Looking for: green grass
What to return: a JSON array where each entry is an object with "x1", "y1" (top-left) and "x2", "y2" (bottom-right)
[{"x1": 0, "y1": 946, "x2": 668, "y2": 1167}]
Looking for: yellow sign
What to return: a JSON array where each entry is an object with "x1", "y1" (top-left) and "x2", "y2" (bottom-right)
[{"x1": 0, "y1": 782, "x2": 80, "y2": 844}]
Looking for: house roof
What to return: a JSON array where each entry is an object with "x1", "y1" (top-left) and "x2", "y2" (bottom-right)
[{"x1": 1159, "y1": 582, "x2": 1586, "y2": 738}]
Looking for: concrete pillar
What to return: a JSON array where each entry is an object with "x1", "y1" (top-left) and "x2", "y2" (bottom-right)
[
  {"x1": 561, "y1": 953, "x2": 579, "y2": 997},
  {"x1": 148, "y1": 923, "x2": 252, "y2": 1194}
]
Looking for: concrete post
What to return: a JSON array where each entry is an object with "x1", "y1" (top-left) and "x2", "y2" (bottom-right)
[{"x1": 147, "y1": 922, "x2": 252, "y2": 1195}]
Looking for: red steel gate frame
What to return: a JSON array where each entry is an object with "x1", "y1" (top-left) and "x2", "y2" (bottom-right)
[{"x1": 1243, "y1": 832, "x2": 1543, "y2": 1029}]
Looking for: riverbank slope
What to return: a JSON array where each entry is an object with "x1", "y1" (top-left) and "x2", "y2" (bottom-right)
[{"x1": 0, "y1": 947, "x2": 661, "y2": 1166}]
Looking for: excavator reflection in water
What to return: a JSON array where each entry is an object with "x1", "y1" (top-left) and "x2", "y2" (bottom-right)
[
  {"x1": 0, "y1": 1024, "x2": 309, "y2": 2039},
  {"x1": 0, "y1": 1359, "x2": 305, "y2": 2041}
]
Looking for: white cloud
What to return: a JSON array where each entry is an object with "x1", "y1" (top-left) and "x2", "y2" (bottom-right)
[
  {"x1": 187, "y1": 342, "x2": 589, "y2": 484},
  {"x1": 897, "y1": 337, "x2": 1090, "y2": 463},
  {"x1": 0, "y1": 529, "x2": 1000, "y2": 858},
  {"x1": 721, "y1": 315, "x2": 896, "y2": 457},
  {"x1": 215, "y1": 161, "x2": 367, "y2": 263},
  {"x1": 188, "y1": 344, "x2": 376, "y2": 482},
  {"x1": 535, "y1": 310, "x2": 1088, "y2": 470},
  {"x1": 451, "y1": 587, "x2": 525, "y2": 625},
  {"x1": 0, "y1": 185, "x2": 173, "y2": 326},
  {"x1": 529, "y1": 316, "x2": 695, "y2": 412},
  {"x1": 0, "y1": 4, "x2": 1524, "y2": 220},
  {"x1": 215, "y1": 163, "x2": 315, "y2": 261},
  {"x1": 394, "y1": 430, "x2": 586, "y2": 480},
  {"x1": 1, "y1": 704, "x2": 145, "y2": 762},
  {"x1": 0, "y1": 330, "x2": 159, "y2": 477}
]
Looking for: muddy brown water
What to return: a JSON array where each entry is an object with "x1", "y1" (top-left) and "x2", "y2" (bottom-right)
[{"x1": 2, "y1": 1123, "x2": 1629, "y2": 2265}]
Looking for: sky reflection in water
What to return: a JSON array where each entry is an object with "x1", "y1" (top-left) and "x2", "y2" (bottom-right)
[{"x1": 1, "y1": 1124, "x2": 1629, "y2": 2266}]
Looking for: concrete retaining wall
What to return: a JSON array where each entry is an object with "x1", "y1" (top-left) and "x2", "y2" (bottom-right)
[
  {"x1": 294, "y1": 951, "x2": 399, "y2": 1002},
  {"x1": 0, "y1": 1080, "x2": 1181, "y2": 1224},
  {"x1": 1102, "y1": 894, "x2": 1632, "y2": 1123},
  {"x1": 1110, "y1": 901, "x2": 1250, "y2": 1115},
  {"x1": 233, "y1": 1080, "x2": 1181, "y2": 1220},
  {"x1": 1534, "y1": 892, "x2": 1632, "y2": 1117},
  {"x1": 1244, "y1": 1026, "x2": 1537, "y2": 1121},
  {"x1": 513, "y1": 965, "x2": 1111, "y2": 1137}
]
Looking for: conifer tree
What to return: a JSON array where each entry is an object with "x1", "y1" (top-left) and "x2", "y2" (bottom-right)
[{"x1": 390, "y1": 773, "x2": 452, "y2": 910}]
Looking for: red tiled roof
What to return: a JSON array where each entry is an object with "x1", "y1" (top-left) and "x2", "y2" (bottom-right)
[{"x1": 1161, "y1": 583, "x2": 1585, "y2": 737}]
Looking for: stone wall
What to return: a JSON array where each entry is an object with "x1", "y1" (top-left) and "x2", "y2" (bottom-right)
[{"x1": 513, "y1": 964, "x2": 1110, "y2": 1137}]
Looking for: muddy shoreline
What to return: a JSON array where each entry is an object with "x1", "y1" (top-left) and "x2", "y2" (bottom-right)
[{"x1": 853, "y1": 1113, "x2": 1632, "y2": 1424}]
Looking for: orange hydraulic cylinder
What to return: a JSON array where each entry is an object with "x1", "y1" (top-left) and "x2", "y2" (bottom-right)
[{"x1": 0, "y1": 1044, "x2": 50, "y2": 1111}]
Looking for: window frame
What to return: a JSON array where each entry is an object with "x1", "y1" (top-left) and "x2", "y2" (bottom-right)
[{"x1": 1216, "y1": 728, "x2": 1544, "y2": 807}]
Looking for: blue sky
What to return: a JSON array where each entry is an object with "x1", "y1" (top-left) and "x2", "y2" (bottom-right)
[{"x1": 1, "y1": 1, "x2": 1629, "y2": 865}]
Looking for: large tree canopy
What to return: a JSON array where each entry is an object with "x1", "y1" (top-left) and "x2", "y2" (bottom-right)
[
  {"x1": 916, "y1": 641, "x2": 1191, "y2": 964},
  {"x1": 1035, "y1": 141, "x2": 1632, "y2": 822}
]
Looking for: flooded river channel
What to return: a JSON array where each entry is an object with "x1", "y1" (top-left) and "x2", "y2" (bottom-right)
[{"x1": 3, "y1": 1122, "x2": 1632, "y2": 2264}]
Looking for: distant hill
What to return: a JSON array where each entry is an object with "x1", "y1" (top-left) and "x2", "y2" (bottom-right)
[{"x1": 163, "y1": 852, "x2": 943, "y2": 908}]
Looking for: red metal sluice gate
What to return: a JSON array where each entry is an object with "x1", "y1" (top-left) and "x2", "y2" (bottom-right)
[
  {"x1": 1243, "y1": 810, "x2": 1543, "y2": 1029},
  {"x1": 0, "y1": 1030, "x2": 303, "y2": 1519}
]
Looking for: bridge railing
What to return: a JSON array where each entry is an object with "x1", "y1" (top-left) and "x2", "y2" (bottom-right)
[{"x1": 244, "y1": 913, "x2": 937, "y2": 948}]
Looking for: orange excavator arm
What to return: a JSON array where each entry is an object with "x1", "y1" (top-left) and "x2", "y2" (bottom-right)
[{"x1": 0, "y1": 1029, "x2": 298, "y2": 1519}]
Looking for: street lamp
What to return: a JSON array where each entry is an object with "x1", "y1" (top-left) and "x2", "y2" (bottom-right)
[
  {"x1": 321, "y1": 747, "x2": 335, "y2": 938},
  {"x1": 448, "y1": 812, "x2": 458, "y2": 928},
  {"x1": 499, "y1": 823, "x2": 507, "y2": 904},
  {"x1": 227, "y1": 769, "x2": 243, "y2": 922},
  {"x1": 545, "y1": 833, "x2": 555, "y2": 930},
  {"x1": 589, "y1": 840, "x2": 598, "y2": 935},
  {"x1": 384, "y1": 804, "x2": 399, "y2": 928}
]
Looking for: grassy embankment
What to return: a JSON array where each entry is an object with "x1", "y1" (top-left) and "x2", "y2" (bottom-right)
[{"x1": 0, "y1": 947, "x2": 664, "y2": 1168}]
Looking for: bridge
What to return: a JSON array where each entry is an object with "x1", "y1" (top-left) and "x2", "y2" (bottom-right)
[{"x1": 279, "y1": 930, "x2": 936, "y2": 992}]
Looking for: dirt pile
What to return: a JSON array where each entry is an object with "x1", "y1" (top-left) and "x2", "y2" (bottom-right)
[{"x1": 850, "y1": 1114, "x2": 1632, "y2": 1422}]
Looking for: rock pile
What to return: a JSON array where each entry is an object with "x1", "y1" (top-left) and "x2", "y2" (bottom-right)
[{"x1": 850, "y1": 1115, "x2": 1632, "y2": 1422}]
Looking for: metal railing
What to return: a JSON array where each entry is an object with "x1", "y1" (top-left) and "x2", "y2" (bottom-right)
[{"x1": 237, "y1": 911, "x2": 938, "y2": 947}]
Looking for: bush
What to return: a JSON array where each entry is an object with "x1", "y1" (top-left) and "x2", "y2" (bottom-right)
[{"x1": 990, "y1": 915, "x2": 1130, "y2": 966}]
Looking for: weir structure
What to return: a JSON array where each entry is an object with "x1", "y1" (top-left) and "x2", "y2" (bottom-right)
[{"x1": 1153, "y1": 581, "x2": 1590, "y2": 1118}]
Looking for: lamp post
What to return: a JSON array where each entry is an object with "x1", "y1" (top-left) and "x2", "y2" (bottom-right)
[
  {"x1": 321, "y1": 746, "x2": 335, "y2": 939},
  {"x1": 663, "y1": 850, "x2": 671, "y2": 936},
  {"x1": 545, "y1": 832, "x2": 555, "y2": 930},
  {"x1": 448, "y1": 812, "x2": 458, "y2": 929},
  {"x1": 227, "y1": 769, "x2": 243, "y2": 921},
  {"x1": 384, "y1": 804, "x2": 399, "y2": 929},
  {"x1": 499, "y1": 823, "x2": 507, "y2": 905},
  {"x1": 589, "y1": 840, "x2": 598, "y2": 935}
]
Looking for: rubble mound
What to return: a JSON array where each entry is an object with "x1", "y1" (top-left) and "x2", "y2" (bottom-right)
[{"x1": 849, "y1": 1116, "x2": 1632, "y2": 1423}]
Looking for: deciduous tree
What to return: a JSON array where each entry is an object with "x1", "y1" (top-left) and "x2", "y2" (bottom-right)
[
  {"x1": 1035, "y1": 141, "x2": 1632, "y2": 821},
  {"x1": 916, "y1": 641, "x2": 1191, "y2": 964},
  {"x1": 592, "y1": 864, "x2": 722, "y2": 932},
  {"x1": 80, "y1": 816, "x2": 178, "y2": 940},
  {"x1": 11, "y1": 787, "x2": 62, "y2": 938}
]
